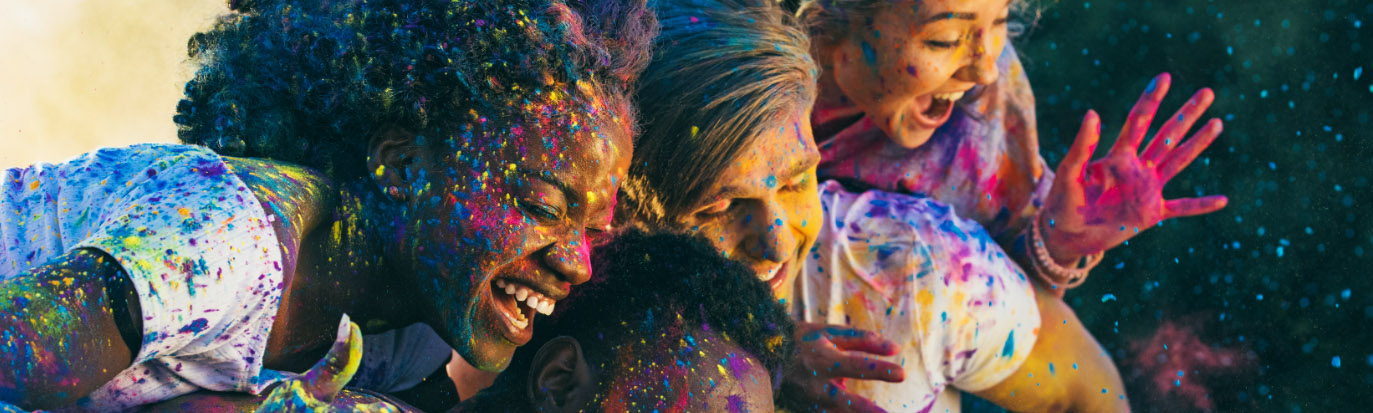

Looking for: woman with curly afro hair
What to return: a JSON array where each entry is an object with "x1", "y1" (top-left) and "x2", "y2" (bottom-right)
[{"x1": 0, "y1": 0, "x2": 653, "y2": 410}]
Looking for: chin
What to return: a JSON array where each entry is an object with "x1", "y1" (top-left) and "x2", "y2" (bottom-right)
[
  {"x1": 884, "y1": 122, "x2": 937, "y2": 149},
  {"x1": 457, "y1": 339, "x2": 517, "y2": 373},
  {"x1": 449, "y1": 300, "x2": 519, "y2": 373}
]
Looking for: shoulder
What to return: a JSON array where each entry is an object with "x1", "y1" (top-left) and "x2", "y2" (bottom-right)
[
  {"x1": 221, "y1": 156, "x2": 338, "y2": 257},
  {"x1": 816, "y1": 180, "x2": 961, "y2": 238}
]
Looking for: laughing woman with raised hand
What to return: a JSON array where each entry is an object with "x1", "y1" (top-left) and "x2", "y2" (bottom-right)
[
  {"x1": 795, "y1": 0, "x2": 1228, "y2": 293},
  {"x1": 0, "y1": 0, "x2": 653, "y2": 410}
]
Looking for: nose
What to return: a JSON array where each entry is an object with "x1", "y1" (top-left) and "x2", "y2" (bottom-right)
[
  {"x1": 741, "y1": 199, "x2": 799, "y2": 265},
  {"x1": 541, "y1": 232, "x2": 592, "y2": 286},
  {"x1": 955, "y1": 31, "x2": 1000, "y2": 86}
]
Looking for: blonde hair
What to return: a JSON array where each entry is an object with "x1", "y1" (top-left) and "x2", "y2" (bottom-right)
[
  {"x1": 619, "y1": 0, "x2": 818, "y2": 228},
  {"x1": 795, "y1": 0, "x2": 1040, "y2": 50}
]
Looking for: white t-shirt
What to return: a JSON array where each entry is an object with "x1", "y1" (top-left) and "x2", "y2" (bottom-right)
[
  {"x1": 797, "y1": 181, "x2": 1041, "y2": 412},
  {"x1": 0, "y1": 144, "x2": 449, "y2": 411}
]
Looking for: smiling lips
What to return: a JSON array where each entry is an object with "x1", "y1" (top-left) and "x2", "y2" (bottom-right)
[
  {"x1": 492, "y1": 278, "x2": 557, "y2": 336},
  {"x1": 757, "y1": 252, "x2": 801, "y2": 294}
]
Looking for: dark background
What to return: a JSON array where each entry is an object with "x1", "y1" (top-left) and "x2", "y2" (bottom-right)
[{"x1": 968, "y1": 0, "x2": 1371, "y2": 411}]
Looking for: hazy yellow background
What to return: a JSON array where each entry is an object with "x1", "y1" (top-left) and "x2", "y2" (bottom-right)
[{"x1": 1, "y1": 0, "x2": 227, "y2": 169}]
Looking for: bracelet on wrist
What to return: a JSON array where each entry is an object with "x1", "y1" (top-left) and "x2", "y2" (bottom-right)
[{"x1": 1028, "y1": 211, "x2": 1104, "y2": 290}]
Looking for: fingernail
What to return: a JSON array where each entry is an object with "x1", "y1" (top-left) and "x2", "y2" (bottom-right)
[{"x1": 336, "y1": 314, "x2": 352, "y2": 342}]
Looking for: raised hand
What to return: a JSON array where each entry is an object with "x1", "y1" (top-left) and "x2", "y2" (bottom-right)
[
  {"x1": 777, "y1": 323, "x2": 905, "y2": 412},
  {"x1": 1041, "y1": 73, "x2": 1228, "y2": 265}
]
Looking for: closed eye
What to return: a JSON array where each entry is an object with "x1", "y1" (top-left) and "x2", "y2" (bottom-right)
[
  {"x1": 522, "y1": 201, "x2": 561, "y2": 221},
  {"x1": 925, "y1": 40, "x2": 960, "y2": 49},
  {"x1": 696, "y1": 198, "x2": 736, "y2": 219}
]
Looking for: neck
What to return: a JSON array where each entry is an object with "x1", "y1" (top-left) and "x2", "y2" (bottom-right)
[
  {"x1": 295, "y1": 184, "x2": 420, "y2": 332},
  {"x1": 237, "y1": 161, "x2": 420, "y2": 370},
  {"x1": 811, "y1": 67, "x2": 870, "y2": 141},
  {"x1": 811, "y1": 46, "x2": 852, "y2": 111}
]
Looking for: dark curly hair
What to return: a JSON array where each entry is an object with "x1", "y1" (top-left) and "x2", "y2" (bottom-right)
[
  {"x1": 464, "y1": 229, "x2": 796, "y2": 410},
  {"x1": 176, "y1": 0, "x2": 655, "y2": 180}
]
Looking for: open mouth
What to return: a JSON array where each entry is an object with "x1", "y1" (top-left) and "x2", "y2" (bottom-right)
[
  {"x1": 489, "y1": 278, "x2": 556, "y2": 342},
  {"x1": 910, "y1": 90, "x2": 964, "y2": 128}
]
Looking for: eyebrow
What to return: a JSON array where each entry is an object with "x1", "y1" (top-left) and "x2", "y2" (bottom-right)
[
  {"x1": 930, "y1": 0, "x2": 1015, "y2": 21},
  {"x1": 712, "y1": 154, "x2": 820, "y2": 201},
  {"x1": 934, "y1": 12, "x2": 976, "y2": 21},
  {"x1": 518, "y1": 167, "x2": 580, "y2": 206},
  {"x1": 785, "y1": 153, "x2": 821, "y2": 182}
]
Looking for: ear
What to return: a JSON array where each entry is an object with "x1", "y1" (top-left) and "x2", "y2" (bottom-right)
[
  {"x1": 528, "y1": 336, "x2": 595, "y2": 412},
  {"x1": 366, "y1": 125, "x2": 423, "y2": 201}
]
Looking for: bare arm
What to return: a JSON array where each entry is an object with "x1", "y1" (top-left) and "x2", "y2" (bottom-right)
[
  {"x1": 0, "y1": 248, "x2": 142, "y2": 409},
  {"x1": 973, "y1": 285, "x2": 1129, "y2": 412}
]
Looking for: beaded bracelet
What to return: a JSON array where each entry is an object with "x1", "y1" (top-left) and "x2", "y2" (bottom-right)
[{"x1": 1028, "y1": 211, "x2": 1104, "y2": 290}]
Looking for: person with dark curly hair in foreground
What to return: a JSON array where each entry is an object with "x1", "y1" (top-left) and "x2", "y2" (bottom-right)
[
  {"x1": 143, "y1": 230, "x2": 796, "y2": 412},
  {"x1": 0, "y1": 0, "x2": 653, "y2": 410}
]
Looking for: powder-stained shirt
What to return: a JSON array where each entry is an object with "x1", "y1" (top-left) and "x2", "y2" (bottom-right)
[
  {"x1": 797, "y1": 181, "x2": 1040, "y2": 412},
  {"x1": 0, "y1": 144, "x2": 450, "y2": 411},
  {"x1": 812, "y1": 44, "x2": 1051, "y2": 252},
  {"x1": 1, "y1": 144, "x2": 288, "y2": 410}
]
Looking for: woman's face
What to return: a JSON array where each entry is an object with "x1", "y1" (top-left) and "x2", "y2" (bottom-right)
[
  {"x1": 823, "y1": 0, "x2": 1011, "y2": 148},
  {"x1": 677, "y1": 111, "x2": 823, "y2": 304},
  {"x1": 402, "y1": 106, "x2": 632, "y2": 372}
]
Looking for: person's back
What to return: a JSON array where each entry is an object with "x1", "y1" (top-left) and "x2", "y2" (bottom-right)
[
  {"x1": 1, "y1": 143, "x2": 289, "y2": 409},
  {"x1": 798, "y1": 180, "x2": 1042, "y2": 411}
]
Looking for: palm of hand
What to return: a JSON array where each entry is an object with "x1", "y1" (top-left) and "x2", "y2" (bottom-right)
[
  {"x1": 1042, "y1": 73, "x2": 1228, "y2": 261},
  {"x1": 1047, "y1": 153, "x2": 1170, "y2": 257}
]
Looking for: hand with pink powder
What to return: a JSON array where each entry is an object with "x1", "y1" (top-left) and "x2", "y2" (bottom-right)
[{"x1": 1040, "y1": 73, "x2": 1229, "y2": 267}]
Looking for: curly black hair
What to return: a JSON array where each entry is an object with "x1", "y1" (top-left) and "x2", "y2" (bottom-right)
[
  {"x1": 176, "y1": 0, "x2": 655, "y2": 180},
  {"x1": 464, "y1": 229, "x2": 796, "y2": 410}
]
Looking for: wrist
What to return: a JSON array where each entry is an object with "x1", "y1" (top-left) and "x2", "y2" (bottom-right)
[
  {"x1": 1028, "y1": 211, "x2": 1104, "y2": 290},
  {"x1": 1038, "y1": 213, "x2": 1085, "y2": 266}
]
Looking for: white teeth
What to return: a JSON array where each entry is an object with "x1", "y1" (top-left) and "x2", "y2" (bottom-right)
[
  {"x1": 932, "y1": 91, "x2": 965, "y2": 102},
  {"x1": 759, "y1": 266, "x2": 779, "y2": 282},
  {"x1": 494, "y1": 280, "x2": 557, "y2": 327},
  {"x1": 508, "y1": 315, "x2": 528, "y2": 330}
]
